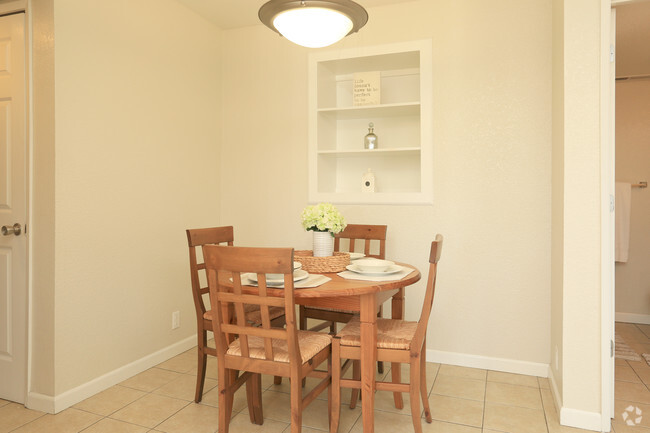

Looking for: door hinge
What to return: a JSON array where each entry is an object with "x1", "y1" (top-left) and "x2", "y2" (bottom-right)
[
  {"x1": 610, "y1": 194, "x2": 615, "y2": 213},
  {"x1": 610, "y1": 44, "x2": 615, "y2": 63},
  {"x1": 611, "y1": 339, "x2": 614, "y2": 358}
]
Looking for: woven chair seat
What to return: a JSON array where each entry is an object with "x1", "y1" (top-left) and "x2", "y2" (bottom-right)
[
  {"x1": 337, "y1": 317, "x2": 418, "y2": 350},
  {"x1": 227, "y1": 331, "x2": 332, "y2": 364},
  {"x1": 203, "y1": 305, "x2": 285, "y2": 326}
]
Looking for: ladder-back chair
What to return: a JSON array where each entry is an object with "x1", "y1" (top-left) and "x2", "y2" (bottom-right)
[
  {"x1": 299, "y1": 224, "x2": 388, "y2": 334},
  {"x1": 330, "y1": 235, "x2": 443, "y2": 433},
  {"x1": 186, "y1": 226, "x2": 285, "y2": 404},
  {"x1": 204, "y1": 245, "x2": 332, "y2": 433}
]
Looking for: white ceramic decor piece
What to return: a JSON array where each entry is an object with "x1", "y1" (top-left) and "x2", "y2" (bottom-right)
[{"x1": 313, "y1": 231, "x2": 334, "y2": 257}]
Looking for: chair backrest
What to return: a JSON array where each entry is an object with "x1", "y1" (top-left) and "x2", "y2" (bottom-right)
[
  {"x1": 186, "y1": 226, "x2": 235, "y2": 319},
  {"x1": 334, "y1": 224, "x2": 387, "y2": 259},
  {"x1": 203, "y1": 245, "x2": 299, "y2": 365},
  {"x1": 412, "y1": 234, "x2": 443, "y2": 355}
]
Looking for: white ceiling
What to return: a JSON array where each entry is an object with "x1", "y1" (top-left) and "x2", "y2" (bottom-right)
[
  {"x1": 175, "y1": 0, "x2": 416, "y2": 29},
  {"x1": 175, "y1": 0, "x2": 649, "y2": 76}
]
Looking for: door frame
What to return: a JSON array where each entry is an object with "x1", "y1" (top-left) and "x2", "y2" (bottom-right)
[
  {"x1": 600, "y1": 1, "x2": 615, "y2": 429},
  {"x1": 0, "y1": 0, "x2": 29, "y2": 404}
]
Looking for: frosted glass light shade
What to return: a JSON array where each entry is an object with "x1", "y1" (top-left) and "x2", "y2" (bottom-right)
[
  {"x1": 274, "y1": 8, "x2": 353, "y2": 48},
  {"x1": 259, "y1": 0, "x2": 368, "y2": 48}
]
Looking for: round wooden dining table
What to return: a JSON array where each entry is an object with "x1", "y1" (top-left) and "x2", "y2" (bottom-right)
[{"x1": 293, "y1": 264, "x2": 422, "y2": 433}]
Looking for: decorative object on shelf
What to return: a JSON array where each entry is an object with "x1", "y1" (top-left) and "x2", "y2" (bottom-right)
[
  {"x1": 361, "y1": 168, "x2": 375, "y2": 193},
  {"x1": 364, "y1": 122, "x2": 378, "y2": 149},
  {"x1": 294, "y1": 250, "x2": 350, "y2": 273},
  {"x1": 301, "y1": 202, "x2": 347, "y2": 257},
  {"x1": 258, "y1": 0, "x2": 368, "y2": 48},
  {"x1": 353, "y1": 71, "x2": 380, "y2": 106}
]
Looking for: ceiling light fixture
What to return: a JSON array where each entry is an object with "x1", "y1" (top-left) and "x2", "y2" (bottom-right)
[{"x1": 259, "y1": 0, "x2": 368, "y2": 49}]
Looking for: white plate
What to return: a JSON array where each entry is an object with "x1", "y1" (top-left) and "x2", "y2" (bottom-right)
[
  {"x1": 346, "y1": 264, "x2": 403, "y2": 275},
  {"x1": 247, "y1": 269, "x2": 309, "y2": 286},
  {"x1": 348, "y1": 252, "x2": 365, "y2": 260}
]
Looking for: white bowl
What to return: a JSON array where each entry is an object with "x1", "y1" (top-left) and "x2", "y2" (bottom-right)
[{"x1": 354, "y1": 258, "x2": 394, "y2": 273}]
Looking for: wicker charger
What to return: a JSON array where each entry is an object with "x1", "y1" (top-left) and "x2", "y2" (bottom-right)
[{"x1": 294, "y1": 251, "x2": 350, "y2": 273}]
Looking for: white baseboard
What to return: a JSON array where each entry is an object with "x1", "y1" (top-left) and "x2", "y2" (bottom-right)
[
  {"x1": 427, "y1": 349, "x2": 550, "y2": 378},
  {"x1": 26, "y1": 335, "x2": 197, "y2": 414},
  {"x1": 25, "y1": 392, "x2": 55, "y2": 414},
  {"x1": 560, "y1": 407, "x2": 603, "y2": 432},
  {"x1": 615, "y1": 312, "x2": 650, "y2": 325},
  {"x1": 548, "y1": 367, "x2": 562, "y2": 414},
  {"x1": 548, "y1": 365, "x2": 603, "y2": 432}
]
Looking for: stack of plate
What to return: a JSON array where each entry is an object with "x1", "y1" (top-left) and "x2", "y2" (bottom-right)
[
  {"x1": 346, "y1": 258, "x2": 403, "y2": 276},
  {"x1": 246, "y1": 262, "x2": 309, "y2": 286}
]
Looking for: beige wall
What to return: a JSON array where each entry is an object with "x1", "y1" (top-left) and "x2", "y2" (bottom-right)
[
  {"x1": 615, "y1": 79, "x2": 650, "y2": 316},
  {"x1": 221, "y1": 0, "x2": 553, "y2": 366},
  {"x1": 24, "y1": 0, "x2": 613, "y2": 425},
  {"x1": 615, "y1": 2, "x2": 650, "y2": 78},
  {"x1": 30, "y1": 0, "x2": 222, "y2": 397}
]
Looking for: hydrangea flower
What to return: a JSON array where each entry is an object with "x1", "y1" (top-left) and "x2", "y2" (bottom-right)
[{"x1": 300, "y1": 203, "x2": 346, "y2": 235}]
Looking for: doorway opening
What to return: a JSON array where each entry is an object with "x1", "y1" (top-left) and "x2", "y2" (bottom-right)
[{"x1": 612, "y1": 1, "x2": 650, "y2": 430}]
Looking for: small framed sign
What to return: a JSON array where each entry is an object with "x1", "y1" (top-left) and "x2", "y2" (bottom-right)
[{"x1": 353, "y1": 71, "x2": 380, "y2": 106}]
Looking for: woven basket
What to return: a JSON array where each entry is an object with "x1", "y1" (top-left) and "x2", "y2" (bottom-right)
[{"x1": 294, "y1": 251, "x2": 350, "y2": 273}]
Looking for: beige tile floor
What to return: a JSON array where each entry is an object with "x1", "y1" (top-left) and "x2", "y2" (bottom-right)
[{"x1": 3, "y1": 323, "x2": 649, "y2": 433}]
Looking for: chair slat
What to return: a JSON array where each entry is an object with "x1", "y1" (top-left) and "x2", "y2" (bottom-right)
[
  {"x1": 220, "y1": 324, "x2": 288, "y2": 340},
  {"x1": 217, "y1": 292, "x2": 285, "y2": 308}
]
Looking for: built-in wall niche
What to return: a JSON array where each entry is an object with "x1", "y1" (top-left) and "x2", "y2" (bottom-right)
[{"x1": 308, "y1": 40, "x2": 433, "y2": 204}]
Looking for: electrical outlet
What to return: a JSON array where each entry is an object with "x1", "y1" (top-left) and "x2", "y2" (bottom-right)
[{"x1": 172, "y1": 311, "x2": 180, "y2": 329}]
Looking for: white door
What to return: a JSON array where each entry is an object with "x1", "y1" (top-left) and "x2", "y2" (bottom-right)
[{"x1": 0, "y1": 12, "x2": 27, "y2": 404}]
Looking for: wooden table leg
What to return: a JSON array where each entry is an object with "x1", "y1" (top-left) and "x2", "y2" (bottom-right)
[
  {"x1": 359, "y1": 293, "x2": 378, "y2": 433},
  {"x1": 391, "y1": 288, "x2": 405, "y2": 409},
  {"x1": 392, "y1": 288, "x2": 405, "y2": 320}
]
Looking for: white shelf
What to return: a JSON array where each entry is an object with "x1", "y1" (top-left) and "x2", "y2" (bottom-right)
[
  {"x1": 317, "y1": 102, "x2": 420, "y2": 119},
  {"x1": 308, "y1": 40, "x2": 433, "y2": 205},
  {"x1": 317, "y1": 147, "x2": 420, "y2": 156}
]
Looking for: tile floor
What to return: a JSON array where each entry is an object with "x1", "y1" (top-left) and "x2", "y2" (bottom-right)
[
  {"x1": 2, "y1": 323, "x2": 650, "y2": 433},
  {"x1": 614, "y1": 322, "x2": 650, "y2": 433}
]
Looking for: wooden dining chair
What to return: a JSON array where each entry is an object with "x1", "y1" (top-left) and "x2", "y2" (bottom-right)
[
  {"x1": 299, "y1": 224, "x2": 388, "y2": 385},
  {"x1": 299, "y1": 224, "x2": 388, "y2": 334},
  {"x1": 330, "y1": 235, "x2": 443, "y2": 433},
  {"x1": 204, "y1": 245, "x2": 332, "y2": 433},
  {"x1": 186, "y1": 226, "x2": 285, "y2": 404}
]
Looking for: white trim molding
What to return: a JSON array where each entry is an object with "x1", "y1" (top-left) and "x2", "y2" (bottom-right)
[
  {"x1": 616, "y1": 312, "x2": 650, "y2": 325},
  {"x1": 26, "y1": 335, "x2": 196, "y2": 414},
  {"x1": 560, "y1": 408, "x2": 604, "y2": 432},
  {"x1": 427, "y1": 349, "x2": 549, "y2": 378},
  {"x1": 549, "y1": 362, "x2": 607, "y2": 432}
]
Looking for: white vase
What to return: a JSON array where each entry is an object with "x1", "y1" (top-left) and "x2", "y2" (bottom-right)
[{"x1": 312, "y1": 231, "x2": 334, "y2": 257}]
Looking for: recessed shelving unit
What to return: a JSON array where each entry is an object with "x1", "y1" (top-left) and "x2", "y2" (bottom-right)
[{"x1": 308, "y1": 40, "x2": 433, "y2": 205}]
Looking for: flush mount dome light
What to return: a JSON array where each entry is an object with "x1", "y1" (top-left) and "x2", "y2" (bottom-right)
[{"x1": 259, "y1": 0, "x2": 368, "y2": 48}]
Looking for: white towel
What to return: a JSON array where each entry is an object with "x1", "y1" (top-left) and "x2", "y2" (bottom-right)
[{"x1": 615, "y1": 182, "x2": 632, "y2": 263}]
